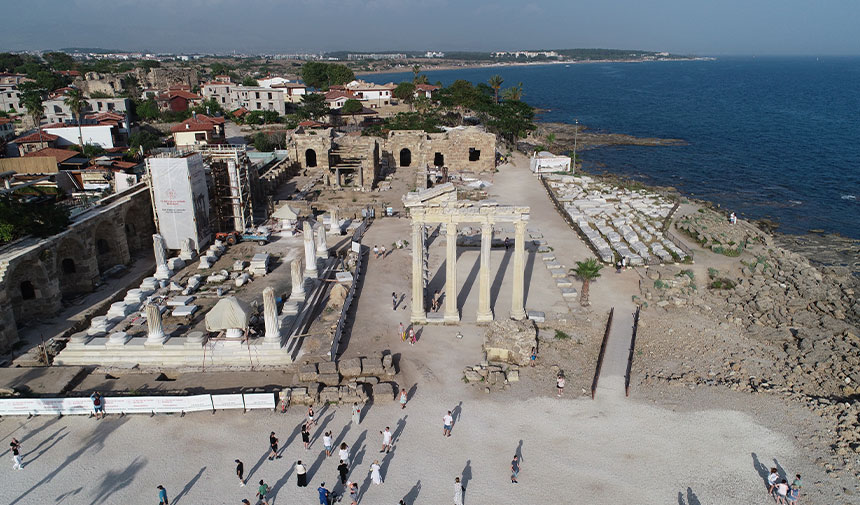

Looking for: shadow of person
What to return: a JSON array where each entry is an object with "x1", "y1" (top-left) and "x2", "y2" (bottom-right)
[
  {"x1": 452, "y1": 402, "x2": 463, "y2": 424},
  {"x1": 751, "y1": 452, "x2": 769, "y2": 487},
  {"x1": 403, "y1": 480, "x2": 422, "y2": 504},
  {"x1": 172, "y1": 466, "x2": 207, "y2": 504},
  {"x1": 686, "y1": 487, "x2": 701, "y2": 505},
  {"x1": 380, "y1": 415, "x2": 407, "y2": 479},
  {"x1": 408, "y1": 383, "x2": 418, "y2": 403},
  {"x1": 773, "y1": 458, "x2": 787, "y2": 481},
  {"x1": 461, "y1": 459, "x2": 472, "y2": 497},
  {"x1": 516, "y1": 439, "x2": 524, "y2": 463}
]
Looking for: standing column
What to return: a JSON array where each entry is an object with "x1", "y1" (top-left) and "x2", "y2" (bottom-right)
[
  {"x1": 290, "y1": 259, "x2": 306, "y2": 301},
  {"x1": 303, "y1": 221, "x2": 318, "y2": 277},
  {"x1": 410, "y1": 221, "x2": 426, "y2": 323},
  {"x1": 476, "y1": 222, "x2": 493, "y2": 322},
  {"x1": 153, "y1": 234, "x2": 172, "y2": 280},
  {"x1": 329, "y1": 207, "x2": 339, "y2": 233},
  {"x1": 443, "y1": 222, "x2": 459, "y2": 322},
  {"x1": 510, "y1": 220, "x2": 527, "y2": 320},
  {"x1": 263, "y1": 286, "x2": 280, "y2": 343},
  {"x1": 315, "y1": 224, "x2": 328, "y2": 259},
  {"x1": 145, "y1": 303, "x2": 166, "y2": 344}
]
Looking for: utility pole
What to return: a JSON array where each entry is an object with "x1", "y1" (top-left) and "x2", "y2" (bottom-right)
[{"x1": 572, "y1": 118, "x2": 579, "y2": 174}]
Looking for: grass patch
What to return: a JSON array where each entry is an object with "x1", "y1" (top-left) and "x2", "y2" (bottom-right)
[
  {"x1": 709, "y1": 278, "x2": 736, "y2": 290},
  {"x1": 677, "y1": 269, "x2": 695, "y2": 280},
  {"x1": 554, "y1": 329, "x2": 571, "y2": 340},
  {"x1": 654, "y1": 280, "x2": 667, "y2": 289}
]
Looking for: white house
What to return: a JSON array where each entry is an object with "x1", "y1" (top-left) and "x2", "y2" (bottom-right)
[
  {"x1": 42, "y1": 96, "x2": 130, "y2": 124},
  {"x1": 43, "y1": 124, "x2": 116, "y2": 149},
  {"x1": 344, "y1": 80, "x2": 396, "y2": 108},
  {"x1": 530, "y1": 151, "x2": 571, "y2": 174}
]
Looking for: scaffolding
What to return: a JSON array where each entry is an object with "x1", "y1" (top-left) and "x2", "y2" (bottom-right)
[{"x1": 206, "y1": 147, "x2": 254, "y2": 233}]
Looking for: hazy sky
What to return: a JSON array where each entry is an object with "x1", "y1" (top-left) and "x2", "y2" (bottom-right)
[{"x1": 2, "y1": 0, "x2": 859, "y2": 55}]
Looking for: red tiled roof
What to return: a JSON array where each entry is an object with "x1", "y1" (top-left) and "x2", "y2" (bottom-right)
[
  {"x1": 298, "y1": 120, "x2": 325, "y2": 128},
  {"x1": 415, "y1": 84, "x2": 439, "y2": 91},
  {"x1": 15, "y1": 131, "x2": 59, "y2": 143},
  {"x1": 43, "y1": 122, "x2": 113, "y2": 129},
  {"x1": 23, "y1": 147, "x2": 79, "y2": 163},
  {"x1": 58, "y1": 70, "x2": 81, "y2": 77},
  {"x1": 324, "y1": 90, "x2": 356, "y2": 101},
  {"x1": 157, "y1": 90, "x2": 202, "y2": 101},
  {"x1": 232, "y1": 107, "x2": 248, "y2": 117},
  {"x1": 109, "y1": 160, "x2": 138, "y2": 170},
  {"x1": 0, "y1": 118, "x2": 12, "y2": 125},
  {"x1": 169, "y1": 114, "x2": 225, "y2": 133}
]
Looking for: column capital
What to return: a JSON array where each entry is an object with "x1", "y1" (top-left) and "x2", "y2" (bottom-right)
[{"x1": 481, "y1": 221, "x2": 493, "y2": 233}]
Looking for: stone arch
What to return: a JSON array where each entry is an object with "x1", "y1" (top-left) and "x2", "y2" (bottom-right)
[
  {"x1": 305, "y1": 149, "x2": 317, "y2": 168},
  {"x1": 56, "y1": 235, "x2": 98, "y2": 297},
  {"x1": 92, "y1": 220, "x2": 126, "y2": 274},
  {"x1": 399, "y1": 148, "x2": 412, "y2": 167},
  {"x1": 122, "y1": 199, "x2": 154, "y2": 254},
  {"x1": 5, "y1": 258, "x2": 58, "y2": 325}
]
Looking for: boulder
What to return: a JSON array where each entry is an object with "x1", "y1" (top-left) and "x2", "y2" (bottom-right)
[
  {"x1": 372, "y1": 382, "x2": 396, "y2": 403},
  {"x1": 318, "y1": 373, "x2": 341, "y2": 386},
  {"x1": 482, "y1": 319, "x2": 538, "y2": 366},
  {"x1": 299, "y1": 364, "x2": 318, "y2": 382},
  {"x1": 339, "y1": 358, "x2": 362, "y2": 378},
  {"x1": 464, "y1": 369, "x2": 482, "y2": 382},
  {"x1": 319, "y1": 386, "x2": 340, "y2": 403},
  {"x1": 361, "y1": 357, "x2": 385, "y2": 376},
  {"x1": 318, "y1": 361, "x2": 338, "y2": 375}
]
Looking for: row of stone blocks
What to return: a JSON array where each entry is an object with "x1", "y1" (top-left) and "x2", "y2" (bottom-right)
[
  {"x1": 299, "y1": 353, "x2": 395, "y2": 386},
  {"x1": 282, "y1": 380, "x2": 398, "y2": 407}
]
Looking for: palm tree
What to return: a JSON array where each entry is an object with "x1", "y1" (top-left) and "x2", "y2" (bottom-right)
[
  {"x1": 63, "y1": 88, "x2": 87, "y2": 148},
  {"x1": 546, "y1": 133, "x2": 556, "y2": 151},
  {"x1": 502, "y1": 82, "x2": 524, "y2": 101},
  {"x1": 20, "y1": 89, "x2": 45, "y2": 145},
  {"x1": 488, "y1": 75, "x2": 503, "y2": 104},
  {"x1": 412, "y1": 65, "x2": 421, "y2": 84},
  {"x1": 571, "y1": 258, "x2": 603, "y2": 306}
]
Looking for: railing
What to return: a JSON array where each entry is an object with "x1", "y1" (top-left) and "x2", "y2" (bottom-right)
[
  {"x1": 624, "y1": 306, "x2": 641, "y2": 397},
  {"x1": 665, "y1": 227, "x2": 695, "y2": 261},
  {"x1": 329, "y1": 218, "x2": 370, "y2": 361},
  {"x1": 662, "y1": 200, "x2": 681, "y2": 232},
  {"x1": 539, "y1": 175, "x2": 604, "y2": 261},
  {"x1": 591, "y1": 307, "x2": 614, "y2": 399}
]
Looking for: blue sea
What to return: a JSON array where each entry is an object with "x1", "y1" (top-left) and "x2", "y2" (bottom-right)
[{"x1": 368, "y1": 57, "x2": 860, "y2": 238}]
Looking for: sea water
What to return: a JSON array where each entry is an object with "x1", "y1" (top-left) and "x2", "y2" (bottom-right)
[{"x1": 369, "y1": 57, "x2": 860, "y2": 238}]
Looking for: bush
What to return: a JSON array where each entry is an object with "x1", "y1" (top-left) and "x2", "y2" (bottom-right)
[{"x1": 554, "y1": 329, "x2": 571, "y2": 340}]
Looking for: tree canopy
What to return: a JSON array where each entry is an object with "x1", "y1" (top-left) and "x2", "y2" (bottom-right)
[
  {"x1": 297, "y1": 93, "x2": 331, "y2": 121},
  {"x1": 241, "y1": 76, "x2": 259, "y2": 86},
  {"x1": 0, "y1": 195, "x2": 70, "y2": 244},
  {"x1": 301, "y1": 62, "x2": 355, "y2": 90}
]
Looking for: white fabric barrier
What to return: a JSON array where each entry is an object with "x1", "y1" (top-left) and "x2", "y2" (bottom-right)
[
  {"x1": 243, "y1": 393, "x2": 276, "y2": 410},
  {"x1": 211, "y1": 394, "x2": 245, "y2": 410},
  {"x1": 104, "y1": 394, "x2": 214, "y2": 414},
  {"x1": 0, "y1": 397, "x2": 93, "y2": 416}
]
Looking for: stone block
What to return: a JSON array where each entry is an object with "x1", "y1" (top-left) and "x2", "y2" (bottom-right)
[
  {"x1": 299, "y1": 363, "x2": 318, "y2": 382},
  {"x1": 361, "y1": 357, "x2": 385, "y2": 376},
  {"x1": 556, "y1": 278, "x2": 573, "y2": 288},
  {"x1": 339, "y1": 358, "x2": 362, "y2": 378},
  {"x1": 527, "y1": 311, "x2": 546, "y2": 323},
  {"x1": 361, "y1": 377, "x2": 380, "y2": 385},
  {"x1": 318, "y1": 361, "x2": 338, "y2": 375},
  {"x1": 318, "y1": 373, "x2": 341, "y2": 386},
  {"x1": 382, "y1": 353, "x2": 393, "y2": 369},
  {"x1": 464, "y1": 369, "x2": 482, "y2": 382},
  {"x1": 487, "y1": 371, "x2": 505, "y2": 384},
  {"x1": 371, "y1": 382, "x2": 396, "y2": 403},
  {"x1": 507, "y1": 369, "x2": 520, "y2": 382},
  {"x1": 561, "y1": 287, "x2": 578, "y2": 298},
  {"x1": 320, "y1": 386, "x2": 340, "y2": 403},
  {"x1": 483, "y1": 319, "x2": 537, "y2": 366},
  {"x1": 550, "y1": 268, "x2": 567, "y2": 278}
]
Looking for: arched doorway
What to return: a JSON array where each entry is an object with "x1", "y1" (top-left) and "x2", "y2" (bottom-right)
[
  {"x1": 61, "y1": 258, "x2": 76, "y2": 274},
  {"x1": 6, "y1": 259, "x2": 58, "y2": 324},
  {"x1": 92, "y1": 220, "x2": 127, "y2": 274},
  {"x1": 19, "y1": 281, "x2": 35, "y2": 300},
  {"x1": 433, "y1": 152, "x2": 444, "y2": 167},
  {"x1": 305, "y1": 149, "x2": 317, "y2": 168},
  {"x1": 399, "y1": 148, "x2": 412, "y2": 167}
]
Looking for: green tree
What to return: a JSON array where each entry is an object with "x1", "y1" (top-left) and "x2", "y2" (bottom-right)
[
  {"x1": 0, "y1": 194, "x2": 70, "y2": 242},
  {"x1": 137, "y1": 60, "x2": 161, "y2": 70},
  {"x1": 244, "y1": 110, "x2": 280, "y2": 125},
  {"x1": 210, "y1": 62, "x2": 231, "y2": 76},
  {"x1": 298, "y1": 93, "x2": 330, "y2": 120},
  {"x1": 546, "y1": 133, "x2": 556, "y2": 150},
  {"x1": 89, "y1": 90, "x2": 113, "y2": 98},
  {"x1": 190, "y1": 98, "x2": 225, "y2": 117},
  {"x1": 393, "y1": 82, "x2": 416, "y2": 110},
  {"x1": 488, "y1": 75, "x2": 504, "y2": 104},
  {"x1": 63, "y1": 88, "x2": 88, "y2": 147},
  {"x1": 571, "y1": 258, "x2": 603, "y2": 306},
  {"x1": 42, "y1": 51, "x2": 75, "y2": 70},
  {"x1": 128, "y1": 129, "x2": 163, "y2": 152},
  {"x1": 301, "y1": 61, "x2": 329, "y2": 89},
  {"x1": 326, "y1": 64, "x2": 354, "y2": 87},
  {"x1": 20, "y1": 88, "x2": 46, "y2": 144},
  {"x1": 502, "y1": 82, "x2": 524, "y2": 101},
  {"x1": 485, "y1": 100, "x2": 536, "y2": 143},
  {"x1": 241, "y1": 76, "x2": 259, "y2": 86},
  {"x1": 340, "y1": 99, "x2": 363, "y2": 124},
  {"x1": 135, "y1": 98, "x2": 160, "y2": 121},
  {"x1": 0, "y1": 52, "x2": 25, "y2": 73},
  {"x1": 412, "y1": 64, "x2": 421, "y2": 84}
]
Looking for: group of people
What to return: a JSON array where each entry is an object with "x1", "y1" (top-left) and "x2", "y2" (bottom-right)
[
  {"x1": 398, "y1": 322, "x2": 417, "y2": 345},
  {"x1": 372, "y1": 245, "x2": 388, "y2": 259},
  {"x1": 767, "y1": 468, "x2": 802, "y2": 504}
]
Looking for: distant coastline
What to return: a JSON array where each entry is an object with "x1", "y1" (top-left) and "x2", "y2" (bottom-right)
[{"x1": 356, "y1": 56, "x2": 714, "y2": 77}]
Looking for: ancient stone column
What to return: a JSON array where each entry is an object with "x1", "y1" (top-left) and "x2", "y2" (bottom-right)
[
  {"x1": 476, "y1": 222, "x2": 493, "y2": 322},
  {"x1": 303, "y1": 221, "x2": 318, "y2": 277},
  {"x1": 179, "y1": 238, "x2": 196, "y2": 261},
  {"x1": 410, "y1": 221, "x2": 426, "y2": 323},
  {"x1": 145, "y1": 303, "x2": 165, "y2": 344},
  {"x1": 290, "y1": 258, "x2": 306, "y2": 301},
  {"x1": 315, "y1": 224, "x2": 328, "y2": 259},
  {"x1": 511, "y1": 220, "x2": 527, "y2": 320},
  {"x1": 444, "y1": 222, "x2": 459, "y2": 322},
  {"x1": 263, "y1": 286, "x2": 280, "y2": 343},
  {"x1": 329, "y1": 207, "x2": 339, "y2": 233},
  {"x1": 153, "y1": 234, "x2": 172, "y2": 280}
]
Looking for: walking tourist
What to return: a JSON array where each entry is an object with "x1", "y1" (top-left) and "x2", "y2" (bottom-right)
[
  {"x1": 269, "y1": 432, "x2": 281, "y2": 460},
  {"x1": 556, "y1": 372, "x2": 565, "y2": 397},
  {"x1": 380, "y1": 246, "x2": 387, "y2": 258},
  {"x1": 338, "y1": 442, "x2": 350, "y2": 463},
  {"x1": 399, "y1": 322, "x2": 405, "y2": 342},
  {"x1": 317, "y1": 483, "x2": 330, "y2": 505},
  {"x1": 373, "y1": 245, "x2": 379, "y2": 258},
  {"x1": 392, "y1": 292, "x2": 398, "y2": 310},
  {"x1": 351, "y1": 402, "x2": 361, "y2": 424},
  {"x1": 257, "y1": 480, "x2": 271, "y2": 505},
  {"x1": 380, "y1": 427, "x2": 392, "y2": 452},
  {"x1": 787, "y1": 485, "x2": 800, "y2": 504},
  {"x1": 302, "y1": 423, "x2": 311, "y2": 450},
  {"x1": 453, "y1": 476, "x2": 464, "y2": 505},
  {"x1": 157, "y1": 485, "x2": 169, "y2": 505},
  {"x1": 91, "y1": 391, "x2": 105, "y2": 419},
  {"x1": 370, "y1": 459, "x2": 383, "y2": 485},
  {"x1": 338, "y1": 459, "x2": 349, "y2": 484},
  {"x1": 323, "y1": 431, "x2": 333, "y2": 457},
  {"x1": 443, "y1": 410, "x2": 454, "y2": 437},
  {"x1": 767, "y1": 467, "x2": 779, "y2": 495},
  {"x1": 530, "y1": 346, "x2": 537, "y2": 366},
  {"x1": 348, "y1": 481, "x2": 359, "y2": 505},
  {"x1": 307, "y1": 406, "x2": 316, "y2": 427},
  {"x1": 409, "y1": 326, "x2": 416, "y2": 345},
  {"x1": 235, "y1": 459, "x2": 245, "y2": 486},
  {"x1": 431, "y1": 290, "x2": 441, "y2": 312},
  {"x1": 399, "y1": 388, "x2": 408, "y2": 409},
  {"x1": 510, "y1": 455, "x2": 521, "y2": 483},
  {"x1": 776, "y1": 479, "x2": 789, "y2": 504},
  {"x1": 296, "y1": 460, "x2": 308, "y2": 487},
  {"x1": 242, "y1": 500, "x2": 251, "y2": 505},
  {"x1": 10, "y1": 438, "x2": 23, "y2": 470}
]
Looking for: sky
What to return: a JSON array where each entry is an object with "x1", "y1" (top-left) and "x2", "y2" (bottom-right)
[{"x1": 2, "y1": 0, "x2": 859, "y2": 55}]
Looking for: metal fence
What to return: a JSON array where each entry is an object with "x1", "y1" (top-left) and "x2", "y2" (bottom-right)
[
  {"x1": 665, "y1": 228, "x2": 695, "y2": 261},
  {"x1": 591, "y1": 307, "x2": 614, "y2": 399},
  {"x1": 624, "y1": 306, "x2": 641, "y2": 397}
]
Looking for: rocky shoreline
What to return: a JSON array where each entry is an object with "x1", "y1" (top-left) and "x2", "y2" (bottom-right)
[{"x1": 530, "y1": 121, "x2": 687, "y2": 151}]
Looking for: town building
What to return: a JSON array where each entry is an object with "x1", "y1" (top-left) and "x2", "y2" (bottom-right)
[
  {"x1": 155, "y1": 89, "x2": 203, "y2": 112},
  {"x1": 14, "y1": 131, "x2": 60, "y2": 155},
  {"x1": 0, "y1": 85, "x2": 22, "y2": 113},
  {"x1": 170, "y1": 114, "x2": 226, "y2": 147},
  {"x1": 414, "y1": 83, "x2": 439, "y2": 99},
  {"x1": 202, "y1": 83, "x2": 285, "y2": 114},
  {"x1": 0, "y1": 117, "x2": 15, "y2": 141},
  {"x1": 344, "y1": 80, "x2": 396, "y2": 108},
  {"x1": 42, "y1": 96, "x2": 131, "y2": 124},
  {"x1": 324, "y1": 90, "x2": 356, "y2": 110}
]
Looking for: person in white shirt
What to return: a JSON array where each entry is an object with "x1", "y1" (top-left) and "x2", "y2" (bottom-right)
[
  {"x1": 338, "y1": 442, "x2": 350, "y2": 463},
  {"x1": 776, "y1": 479, "x2": 789, "y2": 505},
  {"x1": 767, "y1": 467, "x2": 779, "y2": 496},
  {"x1": 380, "y1": 427, "x2": 392, "y2": 453},
  {"x1": 323, "y1": 431, "x2": 333, "y2": 457},
  {"x1": 443, "y1": 411, "x2": 454, "y2": 437}
]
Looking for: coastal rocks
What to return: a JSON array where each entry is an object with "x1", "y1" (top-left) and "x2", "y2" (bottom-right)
[
  {"x1": 462, "y1": 362, "x2": 520, "y2": 389},
  {"x1": 483, "y1": 319, "x2": 537, "y2": 366},
  {"x1": 675, "y1": 208, "x2": 764, "y2": 255}
]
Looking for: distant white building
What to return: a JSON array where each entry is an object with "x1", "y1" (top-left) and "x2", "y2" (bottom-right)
[
  {"x1": 530, "y1": 151, "x2": 571, "y2": 174},
  {"x1": 344, "y1": 80, "x2": 396, "y2": 108},
  {"x1": 43, "y1": 124, "x2": 116, "y2": 149},
  {"x1": 201, "y1": 82, "x2": 285, "y2": 114},
  {"x1": 425, "y1": 51, "x2": 445, "y2": 58}
]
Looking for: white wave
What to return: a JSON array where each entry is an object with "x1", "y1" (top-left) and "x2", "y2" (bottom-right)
[{"x1": 841, "y1": 194, "x2": 856, "y2": 200}]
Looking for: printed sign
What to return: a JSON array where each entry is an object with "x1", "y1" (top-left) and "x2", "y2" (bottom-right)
[
  {"x1": 211, "y1": 394, "x2": 245, "y2": 410},
  {"x1": 243, "y1": 393, "x2": 276, "y2": 410}
]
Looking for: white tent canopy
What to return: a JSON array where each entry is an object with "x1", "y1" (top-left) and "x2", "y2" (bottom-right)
[
  {"x1": 205, "y1": 296, "x2": 251, "y2": 331},
  {"x1": 272, "y1": 204, "x2": 300, "y2": 221}
]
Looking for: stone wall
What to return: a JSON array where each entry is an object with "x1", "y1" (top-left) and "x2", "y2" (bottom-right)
[
  {"x1": 290, "y1": 130, "x2": 332, "y2": 171},
  {"x1": 134, "y1": 67, "x2": 199, "y2": 90},
  {"x1": 0, "y1": 185, "x2": 154, "y2": 352},
  {"x1": 386, "y1": 127, "x2": 496, "y2": 173}
]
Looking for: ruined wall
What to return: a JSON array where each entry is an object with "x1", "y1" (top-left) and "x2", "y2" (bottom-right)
[
  {"x1": 135, "y1": 67, "x2": 199, "y2": 90},
  {"x1": 386, "y1": 127, "x2": 496, "y2": 172},
  {"x1": 74, "y1": 73, "x2": 127, "y2": 97},
  {"x1": 334, "y1": 135, "x2": 380, "y2": 189},
  {"x1": 0, "y1": 185, "x2": 153, "y2": 352},
  {"x1": 290, "y1": 129, "x2": 333, "y2": 171}
]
